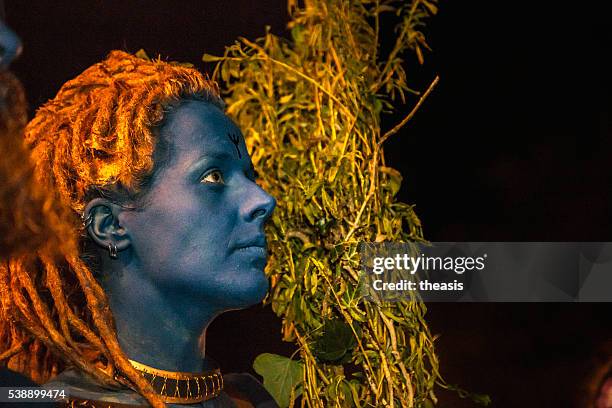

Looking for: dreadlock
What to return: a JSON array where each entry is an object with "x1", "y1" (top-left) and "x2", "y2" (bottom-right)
[
  {"x1": 0, "y1": 50, "x2": 223, "y2": 408},
  {"x1": 0, "y1": 69, "x2": 73, "y2": 259}
]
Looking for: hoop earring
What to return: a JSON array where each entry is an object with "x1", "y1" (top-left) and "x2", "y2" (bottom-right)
[{"x1": 108, "y1": 243, "x2": 118, "y2": 259}]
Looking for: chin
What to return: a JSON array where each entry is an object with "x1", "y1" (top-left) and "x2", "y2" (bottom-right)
[
  {"x1": 231, "y1": 270, "x2": 269, "y2": 308},
  {"x1": 205, "y1": 267, "x2": 270, "y2": 310}
]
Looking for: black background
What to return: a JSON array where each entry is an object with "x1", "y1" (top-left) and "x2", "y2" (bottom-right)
[{"x1": 5, "y1": 1, "x2": 611, "y2": 406}]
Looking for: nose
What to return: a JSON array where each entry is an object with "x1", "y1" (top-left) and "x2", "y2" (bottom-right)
[
  {"x1": 242, "y1": 183, "x2": 276, "y2": 223},
  {"x1": 0, "y1": 20, "x2": 22, "y2": 69}
]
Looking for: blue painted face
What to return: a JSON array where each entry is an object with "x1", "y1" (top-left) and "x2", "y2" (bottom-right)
[
  {"x1": 0, "y1": 19, "x2": 22, "y2": 69},
  {"x1": 119, "y1": 100, "x2": 276, "y2": 310}
]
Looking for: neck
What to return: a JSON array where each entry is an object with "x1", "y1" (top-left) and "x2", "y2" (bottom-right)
[{"x1": 98, "y1": 255, "x2": 221, "y2": 373}]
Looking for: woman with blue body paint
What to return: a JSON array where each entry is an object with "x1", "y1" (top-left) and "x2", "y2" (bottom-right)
[{"x1": 0, "y1": 49, "x2": 278, "y2": 407}]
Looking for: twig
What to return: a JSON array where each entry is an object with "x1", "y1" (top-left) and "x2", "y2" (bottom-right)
[
  {"x1": 379, "y1": 310, "x2": 414, "y2": 407},
  {"x1": 286, "y1": 230, "x2": 312, "y2": 246},
  {"x1": 378, "y1": 76, "x2": 439, "y2": 147}
]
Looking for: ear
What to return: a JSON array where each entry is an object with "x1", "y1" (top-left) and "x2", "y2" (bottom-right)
[{"x1": 83, "y1": 198, "x2": 131, "y2": 258}]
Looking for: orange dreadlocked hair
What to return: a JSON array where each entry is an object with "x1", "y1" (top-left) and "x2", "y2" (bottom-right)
[
  {"x1": 0, "y1": 50, "x2": 223, "y2": 408},
  {"x1": 0, "y1": 70, "x2": 73, "y2": 259}
]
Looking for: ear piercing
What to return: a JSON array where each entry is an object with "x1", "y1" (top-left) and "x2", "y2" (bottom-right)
[
  {"x1": 83, "y1": 213, "x2": 119, "y2": 259},
  {"x1": 108, "y1": 243, "x2": 118, "y2": 259},
  {"x1": 82, "y1": 213, "x2": 93, "y2": 229}
]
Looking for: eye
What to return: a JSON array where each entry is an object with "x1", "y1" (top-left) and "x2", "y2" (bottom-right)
[{"x1": 201, "y1": 169, "x2": 225, "y2": 185}]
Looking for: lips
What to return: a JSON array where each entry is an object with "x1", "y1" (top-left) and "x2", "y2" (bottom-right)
[
  {"x1": 235, "y1": 246, "x2": 267, "y2": 259},
  {"x1": 232, "y1": 236, "x2": 267, "y2": 255},
  {"x1": 233, "y1": 235, "x2": 266, "y2": 249},
  {"x1": 233, "y1": 237, "x2": 268, "y2": 267}
]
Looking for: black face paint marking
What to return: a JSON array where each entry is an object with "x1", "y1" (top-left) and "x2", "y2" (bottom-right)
[{"x1": 228, "y1": 132, "x2": 242, "y2": 159}]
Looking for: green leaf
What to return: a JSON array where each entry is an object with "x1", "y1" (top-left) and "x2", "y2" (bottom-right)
[
  {"x1": 134, "y1": 49, "x2": 151, "y2": 61},
  {"x1": 291, "y1": 24, "x2": 305, "y2": 44},
  {"x1": 445, "y1": 384, "x2": 492, "y2": 406},
  {"x1": 312, "y1": 319, "x2": 359, "y2": 364},
  {"x1": 202, "y1": 53, "x2": 224, "y2": 62},
  {"x1": 422, "y1": 399, "x2": 435, "y2": 408},
  {"x1": 470, "y1": 393, "x2": 492, "y2": 406},
  {"x1": 380, "y1": 166, "x2": 403, "y2": 196},
  {"x1": 253, "y1": 353, "x2": 304, "y2": 408}
]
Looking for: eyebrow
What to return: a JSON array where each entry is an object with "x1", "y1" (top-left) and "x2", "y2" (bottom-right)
[
  {"x1": 197, "y1": 152, "x2": 234, "y2": 162},
  {"x1": 188, "y1": 151, "x2": 256, "y2": 178},
  {"x1": 189, "y1": 152, "x2": 234, "y2": 173}
]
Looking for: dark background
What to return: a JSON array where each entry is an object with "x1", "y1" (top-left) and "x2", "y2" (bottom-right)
[{"x1": 5, "y1": 1, "x2": 611, "y2": 406}]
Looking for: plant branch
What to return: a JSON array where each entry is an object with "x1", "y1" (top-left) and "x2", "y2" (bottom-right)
[{"x1": 378, "y1": 75, "x2": 439, "y2": 147}]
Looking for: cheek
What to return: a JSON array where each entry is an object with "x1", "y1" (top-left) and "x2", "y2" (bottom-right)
[
  {"x1": 124, "y1": 193, "x2": 193, "y2": 257},
  {"x1": 127, "y1": 197, "x2": 237, "y2": 274}
]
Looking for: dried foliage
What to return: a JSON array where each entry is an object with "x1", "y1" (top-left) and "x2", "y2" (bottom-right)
[{"x1": 205, "y1": 0, "x2": 444, "y2": 406}]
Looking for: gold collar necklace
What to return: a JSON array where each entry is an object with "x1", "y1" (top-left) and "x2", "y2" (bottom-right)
[{"x1": 121, "y1": 359, "x2": 223, "y2": 404}]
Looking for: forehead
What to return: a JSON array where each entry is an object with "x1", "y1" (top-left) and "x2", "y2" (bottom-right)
[{"x1": 160, "y1": 100, "x2": 242, "y2": 156}]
